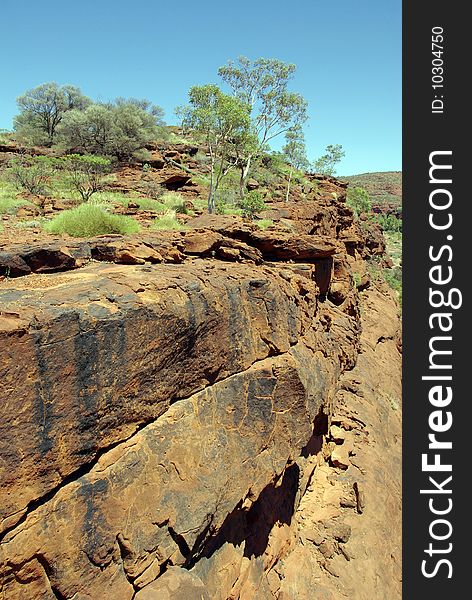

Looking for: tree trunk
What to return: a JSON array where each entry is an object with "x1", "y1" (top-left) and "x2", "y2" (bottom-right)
[
  {"x1": 208, "y1": 183, "x2": 216, "y2": 214},
  {"x1": 285, "y1": 167, "x2": 293, "y2": 202},
  {"x1": 208, "y1": 157, "x2": 216, "y2": 214},
  {"x1": 239, "y1": 155, "x2": 252, "y2": 200}
]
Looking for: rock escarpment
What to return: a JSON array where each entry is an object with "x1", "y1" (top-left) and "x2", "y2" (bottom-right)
[{"x1": 0, "y1": 179, "x2": 401, "y2": 599}]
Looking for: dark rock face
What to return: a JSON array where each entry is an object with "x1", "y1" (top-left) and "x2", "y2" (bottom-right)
[{"x1": 0, "y1": 261, "x2": 325, "y2": 533}]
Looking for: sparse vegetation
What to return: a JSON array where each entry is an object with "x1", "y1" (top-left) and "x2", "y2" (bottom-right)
[
  {"x1": 14, "y1": 219, "x2": 45, "y2": 229},
  {"x1": 313, "y1": 144, "x2": 345, "y2": 176},
  {"x1": 341, "y1": 171, "x2": 402, "y2": 208},
  {"x1": 238, "y1": 190, "x2": 266, "y2": 218},
  {"x1": 368, "y1": 258, "x2": 402, "y2": 307},
  {"x1": 138, "y1": 179, "x2": 165, "y2": 201},
  {"x1": 255, "y1": 219, "x2": 274, "y2": 230},
  {"x1": 151, "y1": 211, "x2": 187, "y2": 231},
  {"x1": 0, "y1": 180, "x2": 31, "y2": 214},
  {"x1": 44, "y1": 204, "x2": 140, "y2": 237},
  {"x1": 347, "y1": 186, "x2": 372, "y2": 216},
  {"x1": 58, "y1": 154, "x2": 112, "y2": 202},
  {"x1": 6, "y1": 155, "x2": 53, "y2": 195}
]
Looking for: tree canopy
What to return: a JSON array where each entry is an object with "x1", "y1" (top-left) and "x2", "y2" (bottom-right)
[
  {"x1": 57, "y1": 99, "x2": 164, "y2": 159},
  {"x1": 313, "y1": 144, "x2": 345, "y2": 176},
  {"x1": 180, "y1": 84, "x2": 251, "y2": 213},
  {"x1": 14, "y1": 83, "x2": 91, "y2": 145},
  {"x1": 218, "y1": 57, "x2": 308, "y2": 197}
]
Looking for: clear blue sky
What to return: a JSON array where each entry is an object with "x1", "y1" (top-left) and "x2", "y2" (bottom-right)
[{"x1": 0, "y1": 0, "x2": 401, "y2": 175}]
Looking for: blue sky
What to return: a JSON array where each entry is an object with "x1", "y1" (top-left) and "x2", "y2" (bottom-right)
[{"x1": 0, "y1": 0, "x2": 400, "y2": 175}]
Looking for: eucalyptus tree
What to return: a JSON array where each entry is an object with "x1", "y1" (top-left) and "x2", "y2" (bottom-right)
[
  {"x1": 14, "y1": 82, "x2": 90, "y2": 145},
  {"x1": 282, "y1": 125, "x2": 309, "y2": 201},
  {"x1": 313, "y1": 144, "x2": 345, "y2": 176},
  {"x1": 218, "y1": 56, "x2": 308, "y2": 197},
  {"x1": 180, "y1": 84, "x2": 251, "y2": 213}
]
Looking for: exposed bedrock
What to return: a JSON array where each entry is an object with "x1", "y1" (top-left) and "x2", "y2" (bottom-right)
[
  {"x1": 0, "y1": 176, "x2": 400, "y2": 599},
  {"x1": 0, "y1": 253, "x2": 362, "y2": 598}
]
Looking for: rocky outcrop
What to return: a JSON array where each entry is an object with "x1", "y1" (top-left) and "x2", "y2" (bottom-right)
[{"x1": 0, "y1": 170, "x2": 401, "y2": 599}]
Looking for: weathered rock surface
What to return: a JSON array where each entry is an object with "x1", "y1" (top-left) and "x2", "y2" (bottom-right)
[
  {"x1": 0, "y1": 259, "x2": 331, "y2": 534},
  {"x1": 0, "y1": 165, "x2": 401, "y2": 599}
]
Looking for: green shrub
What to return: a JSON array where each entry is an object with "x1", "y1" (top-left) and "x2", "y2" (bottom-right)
[
  {"x1": 238, "y1": 190, "x2": 266, "y2": 218},
  {"x1": 58, "y1": 154, "x2": 112, "y2": 202},
  {"x1": 14, "y1": 83, "x2": 91, "y2": 146},
  {"x1": 138, "y1": 179, "x2": 165, "y2": 201},
  {"x1": 133, "y1": 198, "x2": 167, "y2": 211},
  {"x1": 213, "y1": 191, "x2": 243, "y2": 215},
  {"x1": 160, "y1": 192, "x2": 188, "y2": 214},
  {"x1": 368, "y1": 259, "x2": 402, "y2": 307},
  {"x1": 376, "y1": 213, "x2": 402, "y2": 233},
  {"x1": 6, "y1": 155, "x2": 53, "y2": 195},
  {"x1": 383, "y1": 265, "x2": 402, "y2": 306},
  {"x1": 151, "y1": 211, "x2": 187, "y2": 231},
  {"x1": 57, "y1": 99, "x2": 164, "y2": 160},
  {"x1": 0, "y1": 197, "x2": 30, "y2": 215},
  {"x1": 255, "y1": 219, "x2": 274, "y2": 230},
  {"x1": 347, "y1": 186, "x2": 371, "y2": 216},
  {"x1": 14, "y1": 219, "x2": 44, "y2": 229},
  {"x1": 44, "y1": 204, "x2": 140, "y2": 237}
]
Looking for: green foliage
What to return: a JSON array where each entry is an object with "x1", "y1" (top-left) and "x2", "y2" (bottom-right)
[
  {"x1": 238, "y1": 190, "x2": 266, "y2": 218},
  {"x1": 255, "y1": 219, "x2": 274, "y2": 230},
  {"x1": 80, "y1": 191, "x2": 166, "y2": 212},
  {"x1": 218, "y1": 57, "x2": 307, "y2": 143},
  {"x1": 313, "y1": 144, "x2": 345, "y2": 176},
  {"x1": 214, "y1": 195, "x2": 243, "y2": 216},
  {"x1": 385, "y1": 230, "x2": 402, "y2": 266},
  {"x1": 57, "y1": 98, "x2": 164, "y2": 159},
  {"x1": 159, "y1": 191, "x2": 188, "y2": 213},
  {"x1": 0, "y1": 180, "x2": 31, "y2": 214},
  {"x1": 282, "y1": 125, "x2": 309, "y2": 172},
  {"x1": 14, "y1": 83, "x2": 90, "y2": 145},
  {"x1": 0, "y1": 130, "x2": 13, "y2": 144},
  {"x1": 352, "y1": 272, "x2": 362, "y2": 288},
  {"x1": 58, "y1": 154, "x2": 112, "y2": 202},
  {"x1": 151, "y1": 212, "x2": 187, "y2": 231},
  {"x1": 130, "y1": 198, "x2": 166, "y2": 211},
  {"x1": 368, "y1": 259, "x2": 402, "y2": 307},
  {"x1": 376, "y1": 213, "x2": 402, "y2": 232},
  {"x1": 383, "y1": 265, "x2": 402, "y2": 306},
  {"x1": 0, "y1": 197, "x2": 30, "y2": 215},
  {"x1": 180, "y1": 84, "x2": 251, "y2": 212},
  {"x1": 6, "y1": 155, "x2": 53, "y2": 195},
  {"x1": 218, "y1": 56, "x2": 308, "y2": 195},
  {"x1": 347, "y1": 186, "x2": 372, "y2": 216},
  {"x1": 282, "y1": 125, "x2": 309, "y2": 201},
  {"x1": 44, "y1": 204, "x2": 140, "y2": 237}
]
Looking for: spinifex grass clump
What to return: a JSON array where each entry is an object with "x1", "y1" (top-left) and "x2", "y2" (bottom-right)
[
  {"x1": 44, "y1": 204, "x2": 140, "y2": 237},
  {"x1": 151, "y1": 211, "x2": 187, "y2": 231}
]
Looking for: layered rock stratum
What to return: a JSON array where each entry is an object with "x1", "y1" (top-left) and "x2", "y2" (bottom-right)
[{"x1": 0, "y1": 172, "x2": 401, "y2": 599}]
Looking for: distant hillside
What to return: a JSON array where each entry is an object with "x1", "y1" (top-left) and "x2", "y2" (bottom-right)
[{"x1": 340, "y1": 171, "x2": 402, "y2": 207}]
